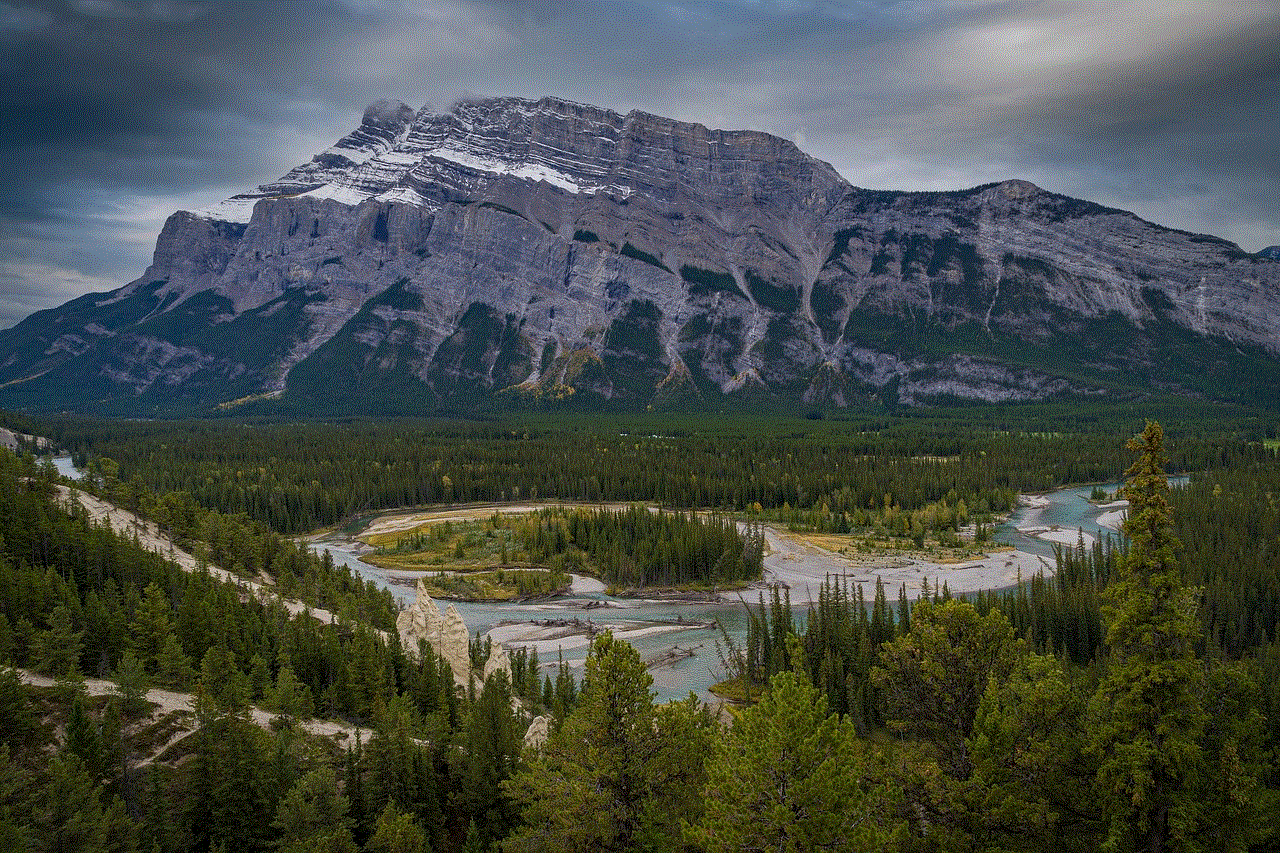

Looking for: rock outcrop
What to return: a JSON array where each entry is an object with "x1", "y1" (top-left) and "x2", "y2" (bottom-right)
[
  {"x1": 396, "y1": 580, "x2": 471, "y2": 684},
  {"x1": 482, "y1": 642, "x2": 512, "y2": 684},
  {"x1": 2, "y1": 95, "x2": 1278, "y2": 413},
  {"x1": 523, "y1": 714, "x2": 551, "y2": 749},
  {"x1": 396, "y1": 579, "x2": 518, "y2": 688}
]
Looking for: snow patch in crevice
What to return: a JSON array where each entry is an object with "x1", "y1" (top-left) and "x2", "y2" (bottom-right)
[
  {"x1": 429, "y1": 145, "x2": 583, "y2": 193},
  {"x1": 302, "y1": 184, "x2": 374, "y2": 206},
  {"x1": 193, "y1": 197, "x2": 260, "y2": 224},
  {"x1": 376, "y1": 186, "x2": 433, "y2": 207}
]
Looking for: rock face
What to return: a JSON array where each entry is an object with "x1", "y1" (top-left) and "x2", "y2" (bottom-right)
[
  {"x1": 523, "y1": 714, "x2": 551, "y2": 749},
  {"x1": 396, "y1": 579, "x2": 515, "y2": 688},
  {"x1": 396, "y1": 580, "x2": 471, "y2": 684},
  {"x1": 2, "y1": 95, "x2": 1279, "y2": 413},
  {"x1": 482, "y1": 642, "x2": 512, "y2": 684}
]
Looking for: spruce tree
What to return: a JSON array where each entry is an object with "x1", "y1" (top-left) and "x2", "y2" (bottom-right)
[
  {"x1": 366, "y1": 803, "x2": 429, "y2": 853},
  {"x1": 686, "y1": 668, "x2": 888, "y2": 853},
  {"x1": 1091, "y1": 421, "x2": 1204, "y2": 853},
  {"x1": 503, "y1": 632, "x2": 677, "y2": 853}
]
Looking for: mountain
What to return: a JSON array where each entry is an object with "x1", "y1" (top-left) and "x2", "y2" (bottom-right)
[
  {"x1": 1260, "y1": 246, "x2": 1280, "y2": 260},
  {"x1": 2, "y1": 95, "x2": 1278, "y2": 415}
]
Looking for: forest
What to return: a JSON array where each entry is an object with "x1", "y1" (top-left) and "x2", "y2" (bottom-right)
[
  {"x1": 1, "y1": 406, "x2": 1278, "y2": 852},
  {"x1": 359, "y1": 505, "x2": 759, "y2": 595}
]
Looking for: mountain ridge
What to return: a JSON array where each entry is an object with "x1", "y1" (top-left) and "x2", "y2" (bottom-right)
[{"x1": 2, "y1": 95, "x2": 1277, "y2": 415}]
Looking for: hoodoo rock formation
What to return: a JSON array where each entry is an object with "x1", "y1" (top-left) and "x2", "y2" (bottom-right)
[{"x1": 396, "y1": 579, "x2": 509, "y2": 686}]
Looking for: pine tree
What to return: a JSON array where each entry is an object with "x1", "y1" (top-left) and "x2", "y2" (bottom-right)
[
  {"x1": 366, "y1": 803, "x2": 429, "y2": 853},
  {"x1": 0, "y1": 666, "x2": 38, "y2": 756},
  {"x1": 456, "y1": 670, "x2": 521, "y2": 845},
  {"x1": 1090, "y1": 421, "x2": 1205, "y2": 853},
  {"x1": 503, "y1": 632, "x2": 663, "y2": 853},
  {"x1": 128, "y1": 583, "x2": 173, "y2": 673},
  {"x1": 272, "y1": 766, "x2": 358, "y2": 853},
  {"x1": 64, "y1": 693, "x2": 104, "y2": 781},
  {"x1": 113, "y1": 649, "x2": 150, "y2": 719},
  {"x1": 873, "y1": 598, "x2": 1023, "y2": 780},
  {"x1": 198, "y1": 645, "x2": 249, "y2": 712},
  {"x1": 268, "y1": 663, "x2": 313, "y2": 721},
  {"x1": 686, "y1": 668, "x2": 891, "y2": 853},
  {"x1": 30, "y1": 603, "x2": 83, "y2": 676},
  {"x1": 36, "y1": 753, "x2": 138, "y2": 853},
  {"x1": 154, "y1": 634, "x2": 194, "y2": 690},
  {"x1": 186, "y1": 695, "x2": 275, "y2": 852},
  {"x1": 0, "y1": 745, "x2": 33, "y2": 853}
]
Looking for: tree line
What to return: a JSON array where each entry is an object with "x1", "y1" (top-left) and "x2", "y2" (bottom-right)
[
  {"x1": 514, "y1": 505, "x2": 763, "y2": 588},
  {"x1": 40, "y1": 413, "x2": 1268, "y2": 536}
]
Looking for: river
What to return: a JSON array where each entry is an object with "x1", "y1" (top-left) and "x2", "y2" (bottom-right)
[
  {"x1": 50, "y1": 452, "x2": 1157, "y2": 702},
  {"x1": 309, "y1": 478, "x2": 1160, "y2": 702}
]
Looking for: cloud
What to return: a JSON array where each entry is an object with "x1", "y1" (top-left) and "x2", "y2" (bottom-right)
[
  {"x1": 0, "y1": 260, "x2": 121, "y2": 327},
  {"x1": 1, "y1": 0, "x2": 1277, "y2": 329}
]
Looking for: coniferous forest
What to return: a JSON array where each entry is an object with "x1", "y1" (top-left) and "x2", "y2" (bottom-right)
[{"x1": 1, "y1": 405, "x2": 1279, "y2": 852}]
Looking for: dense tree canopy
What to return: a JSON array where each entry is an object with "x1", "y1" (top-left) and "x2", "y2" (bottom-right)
[{"x1": 2, "y1": 406, "x2": 1279, "y2": 853}]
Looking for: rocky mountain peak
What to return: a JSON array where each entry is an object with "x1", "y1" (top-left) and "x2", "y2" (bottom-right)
[
  {"x1": 361, "y1": 98, "x2": 417, "y2": 132},
  {"x1": 989, "y1": 178, "x2": 1041, "y2": 201},
  {"x1": 1, "y1": 96, "x2": 1278, "y2": 415}
]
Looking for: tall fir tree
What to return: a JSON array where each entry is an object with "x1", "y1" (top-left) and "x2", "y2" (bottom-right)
[
  {"x1": 1090, "y1": 421, "x2": 1205, "y2": 853},
  {"x1": 503, "y1": 631, "x2": 707, "y2": 853},
  {"x1": 686, "y1": 667, "x2": 892, "y2": 853}
]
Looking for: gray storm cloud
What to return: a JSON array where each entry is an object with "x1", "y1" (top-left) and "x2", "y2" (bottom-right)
[{"x1": 1, "y1": 0, "x2": 1276, "y2": 328}]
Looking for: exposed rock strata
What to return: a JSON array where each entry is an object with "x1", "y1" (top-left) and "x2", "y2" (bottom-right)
[{"x1": 2, "y1": 96, "x2": 1277, "y2": 412}]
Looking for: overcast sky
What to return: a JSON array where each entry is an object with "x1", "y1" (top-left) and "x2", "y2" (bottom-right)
[{"x1": 2, "y1": 0, "x2": 1277, "y2": 328}]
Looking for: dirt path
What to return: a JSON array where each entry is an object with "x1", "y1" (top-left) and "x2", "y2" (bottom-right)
[
  {"x1": 15, "y1": 668, "x2": 365, "y2": 765},
  {"x1": 57, "y1": 484, "x2": 341, "y2": 623}
]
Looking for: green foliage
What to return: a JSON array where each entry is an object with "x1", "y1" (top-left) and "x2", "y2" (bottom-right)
[
  {"x1": 30, "y1": 603, "x2": 83, "y2": 676},
  {"x1": 44, "y1": 409, "x2": 1264, "y2": 538},
  {"x1": 155, "y1": 634, "x2": 195, "y2": 691},
  {"x1": 619, "y1": 242, "x2": 670, "y2": 272},
  {"x1": 688, "y1": 668, "x2": 893, "y2": 853},
  {"x1": 1090, "y1": 422, "x2": 1207, "y2": 852},
  {"x1": 186, "y1": 706, "x2": 276, "y2": 852},
  {"x1": 503, "y1": 633, "x2": 710, "y2": 853},
  {"x1": 743, "y1": 270, "x2": 800, "y2": 313},
  {"x1": 130, "y1": 583, "x2": 174, "y2": 673},
  {"x1": 874, "y1": 598, "x2": 1024, "y2": 780},
  {"x1": 454, "y1": 671, "x2": 522, "y2": 846},
  {"x1": 0, "y1": 745, "x2": 32, "y2": 853},
  {"x1": 3, "y1": 411, "x2": 1280, "y2": 852},
  {"x1": 965, "y1": 651, "x2": 1098, "y2": 851},
  {"x1": 680, "y1": 264, "x2": 744, "y2": 299},
  {"x1": 516, "y1": 505, "x2": 762, "y2": 587},
  {"x1": 366, "y1": 803, "x2": 430, "y2": 853},
  {"x1": 200, "y1": 646, "x2": 251, "y2": 713},
  {"x1": 272, "y1": 766, "x2": 358, "y2": 853},
  {"x1": 35, "y1": 753, "x2": 138, "y2": 853},
  {"x1": 0, "y1": 668, "x2": 38, "y2": 757},
  {"x1": 64, "y1": 693, "x2": 104, "y2": 780},
  {"x1": 266, "y1": 664, "x2": 313, "y2": 721}
]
